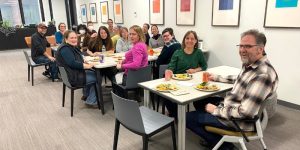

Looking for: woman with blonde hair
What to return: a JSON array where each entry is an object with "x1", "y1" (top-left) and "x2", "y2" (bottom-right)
[{"x1": 113, "y1": 25, "x2": 148, "y2": 97}]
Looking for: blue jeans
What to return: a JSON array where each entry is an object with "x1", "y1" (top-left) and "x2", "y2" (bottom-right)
[
  {"x1": 34, "y1": 55, "x2": 58, "y2": 79},
  {"x1": 84, "y1": 70, "x2": 98, "y2": 105},
  {"x1": 186, "y1": 97, "x2": 234, "y2": 149}
]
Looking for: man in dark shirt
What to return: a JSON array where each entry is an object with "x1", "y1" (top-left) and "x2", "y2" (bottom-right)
[
  {"x1": 143, "y1": 23, "x2": 150, "y2": 46},
  {"x1": 31, "y1": 23, "x2": 58, "y2": 79}
]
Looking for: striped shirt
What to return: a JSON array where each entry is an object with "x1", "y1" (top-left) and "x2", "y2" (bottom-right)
[{"x1": 212, "y1": 56, "x2": 279, "y2": 131}]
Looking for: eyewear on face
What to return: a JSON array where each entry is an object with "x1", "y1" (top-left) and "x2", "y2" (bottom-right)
[{"x1": 236, "y1": 44, "x2": 259, "y2": 49}]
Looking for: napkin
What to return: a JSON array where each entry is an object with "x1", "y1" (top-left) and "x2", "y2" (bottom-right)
[
  {"x1": 177, "y1": 81, "x2": 195, "y2": 87},
  {"x1": 170, "y1": 90, "x2": 190, "y2": 96}
]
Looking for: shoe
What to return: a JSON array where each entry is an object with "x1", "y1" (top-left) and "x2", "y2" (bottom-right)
[
  {"x1": 199, "y1": 139, "x2": 213, "y2": 149},
  {"x1": 42, "y1": 71, "x2": 51, "y2": 78},
  {"x1": 81, "y1": 96, "x2": 87, "y2": 101}
]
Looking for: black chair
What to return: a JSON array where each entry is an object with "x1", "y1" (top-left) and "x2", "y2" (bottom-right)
[
  {"x1": 58, "y1": 66, "x2": 101, "y2": 117},
  {"x1": 23, "y1": 50, "x2": 52, "y2": 86},
  {"x1": 112, "y1": 65, "x2": 152, "y2": 99},
  {"x1": 111, "y1": 92, "x2": 176, "y2": 150}
]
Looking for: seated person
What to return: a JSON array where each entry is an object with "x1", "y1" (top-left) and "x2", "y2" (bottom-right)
[
  {"x1": 111, "y1": 25, "x2": 121, "y2": 50},
  {"x1": 56, "y1": 30, "x2": 98, "y2": 105},
  {"x1": 113, "y1": 25, "x2": 148, "y2": 96},
  {"x1": 154, "y1": 27, "x2": 181, "y2": 79},
  {"x1": 116, "y1": 27, "x2": 132, "y2": 53},
  {"x1": 87, "y1": 26, "x2": 114, "y2": 56},
  {"x1": 76, "y1": 24, "x2": 91, "y2": 54},
  {"x1": 186, "y1": 29, "x2": 279, "y2": 150},
  {"x1": 164, "y1": 30, "x2": 207, "y2": 119},
  {"x1": 86, "y1": 21, "x2": 97, "y2": 38},
  {"x1": 87, "y1": 26, "x2": 117, "y2": 82},
  {"x1": 149, "y1": 25, "x2": 164, "y2": 48},
  {"x1": 142, "y1": 23, "x2": 150, "y2": 46},
  {"x1": 55, "y1": 22, "x2": 66, "y2": 44},
  {"x1": 31, "y1": 23, "x2": 59, "y2": 79}
]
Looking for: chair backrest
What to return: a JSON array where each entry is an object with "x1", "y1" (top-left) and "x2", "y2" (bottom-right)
[
  {"x1": 24, "y1": 37, "x2": 32, "y2": 48},
  {"x1": 125, "y1": 65, "x2": 152, "y2": 89},
  {"x1": 111, "y1": 91, "x2": 145, "y2": 133},
  {"x1": 257, "y1": 92, "x2": 277, "y2": 119},
  {"x1": 58, "y1": 66, "x2": 72, "y2": 87},
  {"x1": 159, "y1": 64, "x2": 168, "y2": 78},
  {"x1": 23, "y1": 50, "x2": 35, "y2": 66},
  {"x1": 46, "y1": 35, "x2": 56, "y2": 45}
]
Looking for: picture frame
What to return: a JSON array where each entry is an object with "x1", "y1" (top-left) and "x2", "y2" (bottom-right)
[
  {"x1": 176, "y1": 0, "x2": 196, "y2": 26},
  {"x1": 89, "y1": 3, "x2": 97, "y2": 23},
  {"x1": 100, "y1": 1, "x2": 109, "y2": 23},
  {"x1": 211, "y1": 0, "x2": 241, "y2": 27},
  {"x1": 80, "y1": 4, "x2": 87, "y2": 23},
  {"x1": 264, "y1": 0, "x2": 300, "y2": 28},
  {"x1": 113, "y1": 0, "x2": 124, "y2": 24},
  {"x1": 149, "y1": 0, "x2": 164, "y2": 25}
]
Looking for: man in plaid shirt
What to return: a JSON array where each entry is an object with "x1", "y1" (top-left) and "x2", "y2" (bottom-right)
[{"x1": 186, "y1": 29, "x2": 279, "y2": 150}]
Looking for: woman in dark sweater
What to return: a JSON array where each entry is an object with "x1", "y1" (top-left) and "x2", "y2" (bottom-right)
[
  {"x1": 87, "y1": 26, "x2": 114, "y2": 56},
  {"x1": 154, "y1": 27, "x2": 181, "y2": 79},
  {"x1": 56, "y1": 30, "x2": 98, "y2": 105}
]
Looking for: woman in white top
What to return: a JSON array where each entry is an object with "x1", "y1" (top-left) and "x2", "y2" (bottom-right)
[{"x1": 116, "y1": 27, "x2": 132, "y2": 53}]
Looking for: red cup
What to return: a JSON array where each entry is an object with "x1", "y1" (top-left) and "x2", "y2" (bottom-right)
[
  {"x1": 202, "y1": 72, "x2": 209, "y2": 83},
  {"x1": 165, "y1": 70, "x2": 173, "y2": 81}
]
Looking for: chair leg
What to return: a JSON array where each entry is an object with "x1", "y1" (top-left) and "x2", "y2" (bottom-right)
[
  {"x1": 31, "y1": 67, "x2": 34, "y2": 86},
  {"x1": 260, "y1": 138, "x2": 267, "y2": 150},
  {"x1": 239, "y1": 138, "x2": 247, "y2": 150},
  {"x1": 28, "y1": 65, "x2": 30, "y2": 81},
  {"x1": 187, "y1": 103, "x2": 190, "y2": 112},
  {"x1": 113, "y1": 119, "x2": 120, "y2": 150},
  {"x1": 94, "y1": 84, "x2": 101, "y2": 111},
  {"x1": 142, "y1": 135, "x2": 148, "y2": 150},
  {"x1": 62, "y1": 84, "x2": 66, "y2": 107},
  {"x1": 171, "y1": 123, "x2": 177, "y2": 150},
  {"x1": 71, "y1": 89, "x2": 74, "y2": 117},
  {"x1": 162, "y1": 100, "x2": 166, "y2": 115},
  {"x1": 156, "y1": 95, "x2": 160, "y2": 112},
  {"x1": 212, "y1": 137, "x2": 224, "y2": 150}
]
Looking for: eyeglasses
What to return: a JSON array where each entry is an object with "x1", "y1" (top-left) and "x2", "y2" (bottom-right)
[{"x1": 236, "y1": 44, "x2": 259, "y2": 49}]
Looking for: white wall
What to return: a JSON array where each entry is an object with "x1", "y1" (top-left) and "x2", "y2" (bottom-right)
[{"x1": 75, "y1": 0, "x2": 300, "y2": 105}]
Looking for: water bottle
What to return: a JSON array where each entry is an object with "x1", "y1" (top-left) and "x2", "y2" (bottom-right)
[{"x1": 101, "y1": 45, "x2": 106, "y2": 52}]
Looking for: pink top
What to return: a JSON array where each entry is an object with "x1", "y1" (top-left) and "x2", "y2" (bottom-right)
[{"x1": 122, "y1": 42, "x2": 148, "y2": 75}]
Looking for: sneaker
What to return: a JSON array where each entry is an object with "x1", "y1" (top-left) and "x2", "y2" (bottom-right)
[
  {"x1": 81, "y1": 96, "x2": 87, "y2": 101},
  {"x1": 42, "y1": 71, "x2": 51, "y2": 78}
]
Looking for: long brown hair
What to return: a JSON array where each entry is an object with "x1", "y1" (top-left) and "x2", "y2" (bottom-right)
[
  {"x1": 88, "y1": 26, "x2": 113, "y2": 52},
  {"x1": 181, "y1": 30, "x2": 199, "y2": 49}
]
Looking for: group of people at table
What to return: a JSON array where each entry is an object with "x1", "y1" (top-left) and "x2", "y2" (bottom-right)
[{"x1": 30, "y1": 19, "x2": 278, "y2": 150}]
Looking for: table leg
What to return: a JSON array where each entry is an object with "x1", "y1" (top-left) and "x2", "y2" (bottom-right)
[
  {"x1": 95, "y1": 69, "x2": 105, "y2": 115},
  {"x1": 143, "y1": 89, "x2": 150, "y2": 108},
  {"x1": 178, "y1": 104, "x2": 186, "y2": 150}
]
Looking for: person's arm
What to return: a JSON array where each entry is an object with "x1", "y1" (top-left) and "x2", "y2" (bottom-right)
[
  {"x1": 121, "y1": 44, "x2": 144, "y2": 69},
  {"x1": 212, "y1": 74, "x2": 273, "y2": 119},
  {"x1": 210, "y1": 74, "x2": 237, "y2": 84},
  {"x1": 55, "y1": 32, "x2": 60, "y2": 44},
  {"x1": 116, "y1": 39, "x2": 123, "y2": 53},
  {"x1": 60, "y1": 47, "x2": 84, "y2": 70}
]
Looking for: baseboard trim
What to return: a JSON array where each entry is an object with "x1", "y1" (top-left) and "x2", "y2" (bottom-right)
[{"x1": 278, "y1": 99, "x2": 300, "y2": 111}]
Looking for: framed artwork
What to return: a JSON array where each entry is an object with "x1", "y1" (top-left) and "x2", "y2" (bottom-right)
[
  {"x1": 113, "y1": 0, "x2": 124, "y2": 24},
  {"x1": 264, "y1": 0, "x2": 300, "y2": 28},
  {"x1": 176, "y1": 0, "x2": 196, "y2": 26},
  {"x1": 149, "y1": 0, "x2": 164, "y2": 25},
  {"x1": 100, "y1": 1, "x2": 109, "y2": 23},
  {"x1": 80, "y1": 4, "x2": 87, "y2": 23},
  {"x1": 211, "y1": 0, "x2": 241, "y2": 27},
  {"x1": 89, "y1": 3, "x2": 97, "y2": 23}
]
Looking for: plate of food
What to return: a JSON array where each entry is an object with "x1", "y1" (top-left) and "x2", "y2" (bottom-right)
[
  {"x1": 194, "y1": 82, "x2": 220, "y2": 92},
  {"x1": 172, "y1": 74, "x2": 192, "y2": 80},
  {"x1": 155, "y1": 83, "x2": 179, "y2": 92},
  {"x1": 90, "y1": 57, "x2": 100, "y2": 62}
]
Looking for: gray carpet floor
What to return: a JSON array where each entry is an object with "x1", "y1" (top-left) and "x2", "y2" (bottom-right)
[{"x1": 0, "y1": 49, "x2": 299, "y2": 150}]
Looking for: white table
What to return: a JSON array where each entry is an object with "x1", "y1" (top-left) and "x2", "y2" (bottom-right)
[{"x1": 138, "y1": 66, "x2": 240, "y2": 150}]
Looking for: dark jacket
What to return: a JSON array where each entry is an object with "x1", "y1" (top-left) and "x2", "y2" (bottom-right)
[
  {"x1": 156, "y1": 42, "x2": 181, "y2": 66},
  {"x1": 31, "y1": 32, "x2": 50, "y2": 61},
  {"x1": 56, "y1": 43, "x2": 86, "y2": 87}
]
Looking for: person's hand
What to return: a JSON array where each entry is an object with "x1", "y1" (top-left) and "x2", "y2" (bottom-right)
[
  {"x1": 205, "y1": 103, "x2": 217, "y2": 114},
  {"x1": 186, "y1": 68, "x2": 197, "y2": 74},
  {"x1": 93, "y1": 52, "x2": 101, "y2": 57},
  {"x1": 116, "y1": 63, "x2": 122, "y2": 69},
  {"x1": 91, "y1": 33, "x2": 97, "y2": 38},
  {"x1": 48, "y1": 56, "x2": 56, "y2": 62},
  {"x1": 84, "y1": 62, "x2": 94, "y2": 69},
  {"x1": 208, "y1": 73, "x2": 216, "y2": 81}
]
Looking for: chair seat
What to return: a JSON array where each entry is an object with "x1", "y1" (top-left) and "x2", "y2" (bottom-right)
[
  {"x1": 140, "y1": 106, "x2": 174, "y2": 134},
  {"x1": 205, "y1": 126, "x2": 257, "y2": 137}
]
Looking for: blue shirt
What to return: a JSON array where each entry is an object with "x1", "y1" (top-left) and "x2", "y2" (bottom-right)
[{"x1": 55, "y1": 31, "x2": 63, "y2": 44}]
